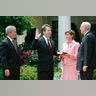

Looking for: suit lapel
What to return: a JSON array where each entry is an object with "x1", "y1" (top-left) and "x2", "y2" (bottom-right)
[
  {"x1": 84, "y1": 31, "x2": 90, "y2": 36},
  {"x1": 7, "y1": 37, "x2": 18, "y2": 54},
  {"x1": 82, "y1": 31, "x2": 90, "y2": 42},
  {"x1": 41, "y1": 37, "x2": 49, "y2": 50},
  {"x1": 41, "y1": 37, "x2": 53, "y2": 52},
  {"x1": 50, "y1": 39, "x2": 54, "y2": 50}
]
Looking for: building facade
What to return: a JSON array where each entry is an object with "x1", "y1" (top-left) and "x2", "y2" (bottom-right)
[{"x1": 17, "y1": 16, "x2": 96, "y2": 50}]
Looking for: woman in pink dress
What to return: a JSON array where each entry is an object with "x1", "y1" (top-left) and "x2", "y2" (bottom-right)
[{"x1": 60, "y1": 30, "x2": 80, "y2": 80}]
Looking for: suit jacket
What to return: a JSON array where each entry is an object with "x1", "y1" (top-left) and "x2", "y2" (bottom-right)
[
  {"x1": 76, "y1": 32, "x2": 96, "y2": 71},
  {"x1": 0, "y1": 37, "x2": 22, "y2": 75},
  {"x1": 32, "y1": 36, "x2": 57, "y2": 71}
]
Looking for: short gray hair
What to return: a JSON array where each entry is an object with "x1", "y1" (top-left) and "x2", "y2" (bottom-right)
[
  {"x1": 81, "y1": 22, "x2": 91, "y2": 31},
  {"x1": 5, "y1": 25, "x2": 16, "y2": 34}
]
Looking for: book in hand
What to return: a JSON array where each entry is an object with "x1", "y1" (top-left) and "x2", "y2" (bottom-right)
[{"x1": 57, "y1": 51, "x2": 67, "y2": 55}]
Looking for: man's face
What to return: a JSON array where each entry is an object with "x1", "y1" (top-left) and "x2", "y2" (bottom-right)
[
  {"x1": 8, "y1": 28, "x2": 17, "y2": 39},
  {"x1": 44, "y1": 27, "x2": 52, "y2": 38},
  {"x1": 80, "y1": 25, "x2": 86, "y2": 35}
]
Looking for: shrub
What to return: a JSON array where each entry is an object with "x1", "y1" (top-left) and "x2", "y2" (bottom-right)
[
  {"x1": 20, "y1": 50, "x2": 32, "y2": 64},
  {"x1": 0, "y1": 65, "x2": 37, "y2": 80},
  {"x1": 0, "y1": 16, "x2": 36, "y2": 35},
  {"x1": 20, "y1": 65, "x2": 37, "y2": 80},
  {"x1": 0, "y1": 32, "x2": 6, "y2": 42},
  {"x1": 54, "y1": 67, "x2": 61, "y2": 80},
  {"x1": 18, "y1": 42, "x2": 38, "y2": 66},
  {"x1": 93, "y1": 69, "x2": 96, "y2": 80},
  {"x1": 54, "y1": 56, "x2": 61, "y2": 72},
  {"x1": 27, "y1": 50, "x2": 38, "y2": 66},
  {"x1": 0, "y1": 65, "x2": 3, "y2": 80}
]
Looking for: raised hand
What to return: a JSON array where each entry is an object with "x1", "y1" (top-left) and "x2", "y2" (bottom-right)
[{"x1": 35, "y1": 28, "x2": 41, "y2": 39}]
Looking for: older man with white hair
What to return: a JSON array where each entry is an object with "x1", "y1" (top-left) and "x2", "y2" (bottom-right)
[
  {"x1": 77, "y1": 22, "x2": 96, "y2": 80},
  {"x1": 0, "y1": 25, "x2": 24, "y2": 80}
]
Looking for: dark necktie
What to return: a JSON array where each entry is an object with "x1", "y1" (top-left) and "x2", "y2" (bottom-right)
[
  {"x1": 47, "y1": 39, "x2": 51, "y2": 50},
  {"x1": 12, "y1": 39, "x2": 18, "y2": 53}
]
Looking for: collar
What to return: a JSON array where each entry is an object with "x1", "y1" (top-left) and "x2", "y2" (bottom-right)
[
  {"x1": 43, "y1": 35, "x2": 50, "y2": 39},
  {"x1": 66, "y1": 40, "x2": 75, "y2": 44},
  {"x1": 43, "y1": 35, "x2": 50, "y2": 42},
  {"x1": 84, "y1": 31, "x2": 89, "y2": 36},
  {"x1": 43, "y1": 35, "x2": 51, "y2": 45},
  {"x1": 7, "y1": 36, "x2": 13, "y2": 42}
]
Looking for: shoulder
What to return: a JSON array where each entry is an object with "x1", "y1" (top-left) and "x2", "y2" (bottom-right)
[
  {"x1": 50, "y1": 39, "x2": 54, "y2": 43},
  {"x1": 36, "y1": 37, "x2": 45, "y2": 44},
  {"x1": 0, "y1": 38, "x2": 8, "y2": 48},
  {"x1": 62, "y1": 42, "x2": 67, "y2": 47},
  {"x1": 38, "y1": 36, "x2": 43, "y2": 40},
  {"x1": 1, "y1": 38, "x2": 8, "y2": 45},
  {"x1": 75, "y1": 42, "x2": 80, "y2": 48},
  {"x1": 74, "y1": 41, "x2": 80, "y2": 46},
  {"x1": 87, "y1": 32, "x2": 95, "y2": 37},
  {"x1": 86, "y1": 32, "x2": 95, "y2": 40},
  {"x1": 38, "y1": 36, "x2": 44, "y2": 42},
  {"x1": 72, "y1": 40, "x2": 80, "y2": 48}
]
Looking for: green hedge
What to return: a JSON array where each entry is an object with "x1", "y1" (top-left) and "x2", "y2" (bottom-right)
[
  {"x1": 0, "y1": 66, "x2": 3, "y2": 80},
  {"x1": 0, "y1": 65, "x2": 61, "y2": 80},
  {"x1": 54, "y1": 67, "x2": 61, "y2": 80},
  {"x1": 20, "y1": 65, "x2": 37, "y2": 80},
  {"x1": 0, "y1": 65, "x2": 37, "y2": 80},
  {"x1": 0, "y1": 65, "x2": 96, "y2": 80},
  {"x1": 93, "y1": 69, "x2": 96, "y2": 80}
]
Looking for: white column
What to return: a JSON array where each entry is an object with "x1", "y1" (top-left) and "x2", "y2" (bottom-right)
[{"x1": 58, "y1": 16, "x2": 71, "y2": 50}]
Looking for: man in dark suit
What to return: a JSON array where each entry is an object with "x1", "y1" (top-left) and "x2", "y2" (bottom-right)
[
  {"x1": 0, "y1": 25, "x2": 24, "y2": 80},
  {"x1": 32, "y1": 24, "x2": 58, "y2": 80},
  {"x1": 77, "y1": 22, "x2": 96, "y2": 80}
]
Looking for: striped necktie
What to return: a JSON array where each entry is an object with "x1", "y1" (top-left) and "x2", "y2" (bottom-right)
[
  {"x1": 12, "y1": 39, "x2": 18, "y2": 53},
  {"x1": 47, "y1": 39, "x2": 51, "y2": 50}
]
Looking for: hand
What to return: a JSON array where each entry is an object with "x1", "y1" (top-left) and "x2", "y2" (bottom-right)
[
  {"x1": 83, "y1": 66, "x2": 88, "y2": 72},
  {"x1": 60, "y1": 54, "x2": 65, "y2": 60},
  {"x1": 20, "y1": 66, "x2": 24, "y2": 73},
  {"x1": 35, "y1": 28, "x2": 41, "y2": 39},
  {"x1": 64, "y1": 53, "x2": 70, "y2": 57},
  {"x1": 77, "y1": 71, "x2": 80, "y2": 76},
  {"x1": 59, "y1": 54, "x2": 62, "y2": 59},
  {"x1": 5, "y1": 69, "x2": 10, "y2": 77}
]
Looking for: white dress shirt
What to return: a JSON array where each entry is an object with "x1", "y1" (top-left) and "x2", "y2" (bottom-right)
[
  {"x1": 43, "y1": 35, "x2": 51, "y2": 46},
  {"x1": 84, "y1": 31, "x2": 89, "y2": 36},
  {"x1": 7, "y1": 36, "x2": 13, "y2": 44}
]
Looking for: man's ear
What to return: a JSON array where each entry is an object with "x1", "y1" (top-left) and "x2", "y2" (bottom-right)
[{"x1": 43, "y1": 31, "x2": 45, "y2": 35}]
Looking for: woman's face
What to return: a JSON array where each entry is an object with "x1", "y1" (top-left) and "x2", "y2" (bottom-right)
[{"x1": 65, "y1": 33, "x2": 73, "y2": 41}]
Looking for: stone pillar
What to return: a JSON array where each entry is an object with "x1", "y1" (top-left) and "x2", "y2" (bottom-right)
[
  {"x1": 58, "y1": 16, "x2": 71, "y2": 68},
  {"x1": 58, "y1": 16, "x2": 71, "y2": 50}
]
